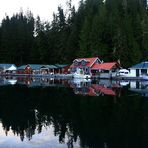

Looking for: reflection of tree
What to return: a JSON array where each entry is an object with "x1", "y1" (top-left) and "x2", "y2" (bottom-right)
[{"x1": 0, "y1": 85, "x2": 148, "y2": 148}]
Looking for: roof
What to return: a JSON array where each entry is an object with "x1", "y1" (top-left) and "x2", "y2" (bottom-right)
[
  {"x1": 42, "y1": 65, "x2": 57, "y2": 69},
  {"x1": 71, "y1": 57, "x2": 101, "y2": 68},
  {"x1": 54, "y1": 64, "x2": 68, "y2": 68},
  {"x1": 6, "y1": 65, "x2": 17, "y2": 70},
  {"x1": 18, "y1": 64, "x2": 57, "y2": 70},
  {"x1": 129, "y1": 62, "x2": 148, "y2": 69},
  {"x1": 0, "y1": 64, "x2": 17, "y2": 70},
  {"x1": 17, "y1": 65, "x2": 27, "y2": 70},
  {"x1": 92, "y1": 62, "x2": 118, "y2": 70}
]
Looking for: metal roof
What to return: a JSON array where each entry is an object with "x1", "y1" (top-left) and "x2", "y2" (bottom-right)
[
  {"x1": 54, "y1": 64, "x2": 68, "y2": 68},
  {"x1": 129, "y1": 62, "x2": 148, "y2": 69},
  {"x1": 92, "y1": 62, "x2": 118, "y2": 70},
  {"x1": 18, "y1": 64, "x2": 58, "y2": 70},
  {"x1": 0, "y1": 64, "x2": 17, "y2": 69}
]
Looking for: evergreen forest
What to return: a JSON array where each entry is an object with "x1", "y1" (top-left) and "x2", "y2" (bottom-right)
[{"x1": 0, "y1": 0, "x2": 148, "y2": 67}]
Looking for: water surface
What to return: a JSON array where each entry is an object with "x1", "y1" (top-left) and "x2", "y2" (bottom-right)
[{"x1": 0, "y1": 76, "x2": 148, "y2": 148}]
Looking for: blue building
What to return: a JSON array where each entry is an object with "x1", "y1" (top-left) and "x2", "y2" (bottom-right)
[{"x1": 129, "y1": 61, "x2": 148, "y2": 77}]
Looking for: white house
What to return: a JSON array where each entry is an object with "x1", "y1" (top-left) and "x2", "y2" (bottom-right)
[{"x1": 129, "y1": 61, "x2": 148, "y2": 77}]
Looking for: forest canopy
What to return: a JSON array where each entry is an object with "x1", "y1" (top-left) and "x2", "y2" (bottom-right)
[{"x1": 0, "y1": 0, "x2": 147, "y2": 67}]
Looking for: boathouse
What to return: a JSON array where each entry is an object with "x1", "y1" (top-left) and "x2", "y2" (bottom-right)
[
  {"x1": 17, "y1": 64, "x2": 57, "y2": 74},
  {"x1": 54, "y1": 64, "x2": 70, "y2": 74},
  {"x1": 129, "y1": 61, "x2": 148, "y2": 77},
  {"x1": 70, "y1": 57, "x2": 103, "y2": 75},
  {"x1": 91, "y1": 62, "x2": 121, "y2": 78},
  {"x1": 0, "y1": 64, "x2": 17, "y2": 74}
]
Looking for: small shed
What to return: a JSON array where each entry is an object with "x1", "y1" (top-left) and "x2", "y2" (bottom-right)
[{"x1": 129, "y1": 61, "x2": 148, "y2": 77}]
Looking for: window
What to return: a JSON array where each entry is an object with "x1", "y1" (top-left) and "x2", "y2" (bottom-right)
[
  {"x1": 81, "y1": 60, "x2": 87, "y2": 66},
  {"x1": 141, "y1": 69, "x2": 147, "y2": 75},
  {"x1": 74, "y1": 60, "x2": 79, "y2": 66}
]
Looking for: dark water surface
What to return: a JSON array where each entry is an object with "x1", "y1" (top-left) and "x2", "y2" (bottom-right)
[{"x1": 0, "y1": 76, "x2": 148, "y2": 148}]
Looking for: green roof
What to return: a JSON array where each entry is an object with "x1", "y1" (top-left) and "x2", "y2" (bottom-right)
[
  {"x1": 54, "y1": 64, "x2": 68, "y2": 68},
  {"x1": 18, "y1": 64, "x2": 58, "y2": 70}
]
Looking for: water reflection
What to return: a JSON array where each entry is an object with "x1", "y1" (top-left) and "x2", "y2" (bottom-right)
[
  {"x1": 3, "y1": 75, "x2": 148, "y2": 98},
  {"x1": 129, "y1": 81, "x2": 148, "y2": 97},
  {"x1": 0, "y1": 76, "x2": 126, "y2": 97},
  {"x1": 1, "y1": 76, "x2": 148, "y2": 147}
]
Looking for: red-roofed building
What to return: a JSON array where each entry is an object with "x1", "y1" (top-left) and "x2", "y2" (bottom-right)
[
  {"x1": 70, "y1": 57, "x2": 103, "y2": 75},
  {"x1": 91, "y1": 62, "x2": 121, "y2": 78},
  {"x1": 92, "y1": 62, "x2": 119, "y2": 70}
]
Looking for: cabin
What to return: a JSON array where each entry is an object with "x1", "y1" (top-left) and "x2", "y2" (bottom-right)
[
  {"x1": 17, "y1": 64, "x2": 57, "y2": 74},
  {"x1": 129, "y1": 61, "x2": 148, "y2": 77},
  {"x1": 0, "y1": 64, "x2": 17, "y2": 74},
  {"x1": 54, "y1": 64, "x2": 70, "y2": 74},
  {"x1": 70, "y1": 57, "x2": 103, "y2": 75},
  {"x1": 17, "y1": 65, "x2": 35, "y2": 74},
  {"x1": 91, "y1": 62, "x2": 121, "y2": 78}
]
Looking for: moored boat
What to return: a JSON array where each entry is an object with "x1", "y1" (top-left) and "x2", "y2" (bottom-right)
[{"x1": 73, "y1": 72, "x2": 91, "y2": 79}]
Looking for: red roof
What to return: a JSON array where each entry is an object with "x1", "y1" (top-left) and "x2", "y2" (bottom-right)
[
  {"x1": 92, "y1": 62, "x2": 119, "y2": 70},
  {"x1": 71, "y1": 57, "x2": 100, "y2": 68}
]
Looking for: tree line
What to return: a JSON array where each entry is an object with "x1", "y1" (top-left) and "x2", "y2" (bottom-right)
[{"x1": 0, "y1": 0, "x2": 147, "y2": 67}]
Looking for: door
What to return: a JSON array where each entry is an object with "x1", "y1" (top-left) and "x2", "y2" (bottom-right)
[{"x1": 136, "y1": 69, "x2": 139, "y2": 77}]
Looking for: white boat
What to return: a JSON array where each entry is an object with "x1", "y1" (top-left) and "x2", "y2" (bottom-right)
[
  {"x1": 116, "y1": 69, "x2": 131, "y2": 77},
  {"x1": 73, "y1": 68, "x2": 91, "y2": 79},
  {"x1": 73, "y1": 72, "x2": 91, "y2": 79}
]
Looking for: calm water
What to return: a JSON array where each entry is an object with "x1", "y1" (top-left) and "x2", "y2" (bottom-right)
[{"x1": 0, "y1": 76, "x2": 148, "y2": 148}]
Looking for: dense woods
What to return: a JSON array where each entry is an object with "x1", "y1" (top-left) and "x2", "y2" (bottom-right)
[{"x1": 0, "y1": 0, "x2": 147, "y2": 67}]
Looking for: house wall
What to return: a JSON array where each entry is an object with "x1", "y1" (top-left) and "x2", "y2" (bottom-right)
[
  {"x1": 130, "y1": 69, "x2": 136, "y2": 77},
  {"x1": 130, "y1": 68, "x2": 148, "y2": 77},
  {"x1": 100, "y1": 72, "x2": 117, "y2": 78}
]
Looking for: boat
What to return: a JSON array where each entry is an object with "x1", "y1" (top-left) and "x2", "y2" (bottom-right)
[
  {"x1": 73, "y1": 68, "x2": 91, "y2": 79},
  {"x1": 73, "y1": 72, "x2": 91, "y2": 79},
  {"x1": 116, "y1": 69, "x2": 131, "y2": 77}
]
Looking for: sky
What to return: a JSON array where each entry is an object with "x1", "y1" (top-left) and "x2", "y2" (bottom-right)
[{"x1": 0, "y1": 0, "x2": 80, "y2": 22}]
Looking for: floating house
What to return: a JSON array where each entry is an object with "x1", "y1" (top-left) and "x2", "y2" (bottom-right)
[
  {"x1": 70, "y1": 57, "x2": 120, "y2": 78},
  {"x1": 54, "y1": 64, "x2": 70, "y2": 74},
  {"x1": 91, "y1": 62, "x2": 121, "y2": 78},
  {"x1": 17, "y1": 64, "x2": 69, "y2": 75},
  {"x1": 129, "y1": 61, "x2": 148, "y2": 77},
  {"x1": 17, "y1": 64, "x2": 57, "y2": 74},
  {"x1": 0, "y1": 64, "x2": 17, "y2": 74},
  {"x1": 70, "y1": 57, "x2": 103, "y2": 76}
]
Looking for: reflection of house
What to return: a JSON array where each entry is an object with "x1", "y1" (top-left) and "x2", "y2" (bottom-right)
[
  {"x1": 73, "y1": 84, "x2": 117, "y2": 96},
  {"x1": 129, "y1": 81, "x2": 148, "y2": 97},
  {"x1": 70, "y1": 57, "x2": 103, "y2": 75},
  {"x1": 129, "y1": 61, "x2": 148, "y2": 77},
  {"x1": 0, "y1": 76, "x2": 17, "y2": 86},
  {"x1": 0, "y1": 64, "x2": 17, "y2": 74},
  {"x1": 92, "y1": 84, "x2": 117, "y2": 96},
  {"x1": 91, "y1": 62, "x2": 120, "y2": 78},
  {"x1": 69, "y1": 79, "x2": 119, "y2": 96}
]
